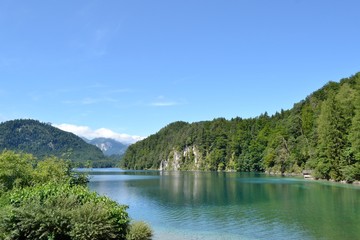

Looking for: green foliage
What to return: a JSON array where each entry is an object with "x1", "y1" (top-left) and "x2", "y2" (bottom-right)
[
  {"x1": 0, "y1": 151, "x2": 135, "y2": 240},
  {"x1": 341, "y1": 163, "x2": 360, "y2": 183},
  {"x1": 0, "y1": 183, "x2": 130, "y2": 240},
  {"x1": 0, "y1": 150, "x2": 35, "y2": 192},
  {"x1": 126, "y1": 221, "x2": 153, "y2": 240},
  {"x1": 315, "y1": 94, "x2": 346, "y2": 180},
  {"x1": 348, "y1": 88, "x2": 360, "y2": 162},
  {"x1": 122, "y1": 72, "x2": 360, "y2": 182},
  {"x1": 0, "y1": 151, "x2": 88, "y2": 192},
  {"x1": 33, "y1": 156, "x2": 72, "y2": 184}
]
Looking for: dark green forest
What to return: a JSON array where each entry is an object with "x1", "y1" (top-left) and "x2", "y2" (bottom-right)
[
  {"x1": 122, "y1": 73, "x2": 360, "y2": 182},
  {"x1": 0, "y1": 119, "x2": 117, "y2": 167}
]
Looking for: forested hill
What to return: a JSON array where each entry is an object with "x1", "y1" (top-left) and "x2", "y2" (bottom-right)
[
  {"x1": 0, "y1": 119, "x2": 108, "y2": 166},
  {"x1": 121, "y1": 72, "x2": 360, "y2": 182}
]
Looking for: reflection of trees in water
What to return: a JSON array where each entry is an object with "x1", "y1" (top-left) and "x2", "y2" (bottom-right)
[{"x1": 139, "y1": 172, "x2": 360, "y2": 240}]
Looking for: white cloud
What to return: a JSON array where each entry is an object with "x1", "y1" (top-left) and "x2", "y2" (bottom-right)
[
  {"x1": 81, "y1": 97, "x2": 99, "y2": 105},
  {"x1": 150, "y1": 96, "x2": 182, "y2": 107},
  {"x1": 63, "y1": 97, "x2": 119, "y2": 105},
  {"x1": 53, "y1": 123, "x2": 145, "y2": 144},
  {"x1": 150, "y1": 101, "x2": 178, "y2": 107}
]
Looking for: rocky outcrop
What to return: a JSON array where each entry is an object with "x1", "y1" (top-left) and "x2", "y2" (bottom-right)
[{"x1": 159, "y1": 145, "x2": 202, "y2": 171}]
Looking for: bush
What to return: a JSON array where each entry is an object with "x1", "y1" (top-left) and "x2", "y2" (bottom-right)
[
  {"x1": 0, "y1": 150, "x2": 35, "y2": 192},
  {"x1": 341, "y1": 163, "x2": 360, "y2": 183},
  {"x1": 126, "y1": 221, "x2": 153, "y2": 240},
  {"x1": 0, "y1": 150, "x2": 151, "y2": 240},
  {"x1": 0, "y1": 151, "x2": 89, "y2": 193},
  {"x1": 313, "y1": 161, "x2": 331, "y2": 180},
  {"x1": 0, "y1": 183, "x2": 130, "y2": 240}
]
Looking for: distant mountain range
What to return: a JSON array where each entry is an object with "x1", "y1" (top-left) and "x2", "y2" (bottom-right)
[
  {"x1": 84, "y1": 137, "x2": 128, "y2": 156},
  {"x1": 0, "y1": 119, "x2": 118, "y2": 167}
]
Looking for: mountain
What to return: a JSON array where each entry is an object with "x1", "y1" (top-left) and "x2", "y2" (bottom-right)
[
  {"x1": 85, "y1": 138, "x2": 128, "y2": 156},
  {"x1": 0, "y1": 119, "x2": 109, "y2": 167},
  {"x1": 121, "y1": 72, "x2": 360, "y2": 183}
]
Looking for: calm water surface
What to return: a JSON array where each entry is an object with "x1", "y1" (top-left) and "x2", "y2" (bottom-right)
[{"x1": 85, "y1": 169, "x2": 360, "y2": 240}]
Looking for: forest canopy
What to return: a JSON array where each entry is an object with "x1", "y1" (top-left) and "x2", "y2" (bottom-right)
[{"x1": 121, "y1": 73, "x2": 360, "y2": 183}]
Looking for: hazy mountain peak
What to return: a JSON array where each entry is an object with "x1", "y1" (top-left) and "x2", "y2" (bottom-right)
[{"x1": 87, "y1": 137, "x2": 129, "y2": 156}]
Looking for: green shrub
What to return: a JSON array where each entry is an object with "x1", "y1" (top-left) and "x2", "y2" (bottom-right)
[
  {"x1": 341, "y1": 163, "x2": 360, "y2": 183},
  {"x1": 0, "y1": 150, "x2": 88, "y2": 193},
  {"x1": 0, "y1": 150, "x2": 35, "y2": 192},
  {"x1": 126, "y1": 221, "x2": 153, "y2": 240},
  {"x1": 0, "y1": 183, "x2": 130, "y2": 240}
]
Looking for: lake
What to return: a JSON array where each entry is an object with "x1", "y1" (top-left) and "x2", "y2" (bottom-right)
[{"x1": 85, "y1": 169, "x2": 360, "y2": 240}]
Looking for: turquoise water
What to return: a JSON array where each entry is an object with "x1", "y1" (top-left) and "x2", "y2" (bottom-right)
[{"x1": 86, "y1": 169, "x2": 360, "y2": 240}]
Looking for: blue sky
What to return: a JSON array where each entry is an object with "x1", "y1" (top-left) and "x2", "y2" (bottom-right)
[{"x1": 0, "y1": 0, "x2": 359, "y2": 143}]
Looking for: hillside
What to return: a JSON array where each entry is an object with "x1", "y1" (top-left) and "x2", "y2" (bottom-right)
[
  {"x1": 0, "y1": 119, "x2": 109, "y2": 167},
  {"x1": 121, "y1": 73, "x2": 360, "y2": 182}
]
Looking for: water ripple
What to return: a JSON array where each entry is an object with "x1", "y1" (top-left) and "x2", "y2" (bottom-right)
[{"x1": 89, "y1": 170, "x2": 360, "y2": 240}]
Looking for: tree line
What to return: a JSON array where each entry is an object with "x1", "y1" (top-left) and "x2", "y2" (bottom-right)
[{"x1": 121, "y1": 73, "x2": 360, "y2": 183}]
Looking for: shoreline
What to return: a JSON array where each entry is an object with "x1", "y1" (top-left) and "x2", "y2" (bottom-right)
[
  {"x1": 86, "y1": 167, "x2": 360, "y2": 186},
  {"x1": 265, "y1": 171, "x2": 360, "y2": 186}
]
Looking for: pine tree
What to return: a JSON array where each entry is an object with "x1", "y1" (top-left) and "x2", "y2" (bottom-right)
[
  {"x1": 341, "y1": 93, "x2": 360, "y2": 182},
  {"x1": 315, "y1": 93, "x2": 346, "y2": 180}
]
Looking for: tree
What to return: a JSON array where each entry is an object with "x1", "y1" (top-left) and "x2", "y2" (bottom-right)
[
  {"x1": 33, "y1": 156, "x2": 72, "y2": 184},
  {"x1": 120, "y1": 72, "x2": 360, "y2": 182},
  {"x1": 315, "y1": 94, "x2": 346, "y2": 180},
  {"x1": 0, "y1": 150, "x2": 35, "y2": 192},
  {"x1": 343, "y1": 91, "x2": 360, "y2": 182},
  {"x1": 301, "y1": 103, "x2": 314, "y2": 137},
  {"x1": 348, "y1": 93, "x2": 360, "y2": 162}
]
